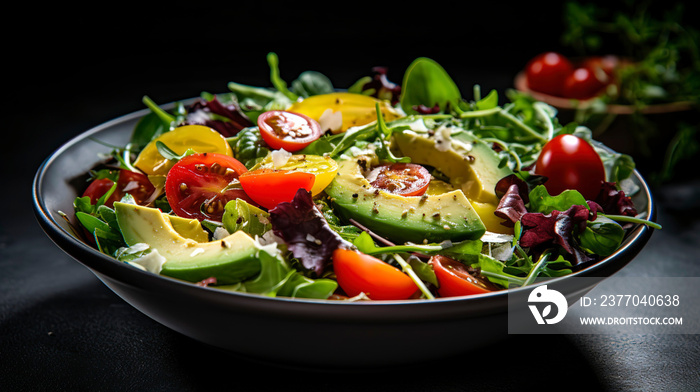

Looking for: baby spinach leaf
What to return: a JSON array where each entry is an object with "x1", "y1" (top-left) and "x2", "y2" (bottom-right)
[
  {"x1": 578, "y1": 216, "x2": 625, "y2": 257},
  {"x1": 528, "y1": 185, "x2": 588, "y2": 214},
  {"x1": 291, "y1": 71, "x2": 335, "y2": 98},
  {"x1": 400, "y1": 57, "x2": 462, "y2": 115}
]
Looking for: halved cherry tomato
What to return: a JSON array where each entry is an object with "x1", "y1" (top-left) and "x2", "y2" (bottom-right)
[
  {"x1": 561, "y1": 67, "x2": 607, "y2": 100},
  {"x1": 525, "y1": 52, "x2": 574, "y2": 97},
  {"x1": 82, "y1": 169, "x2": 155, "y2": 207},
  {"x1": 332, "y1": 248, "x2": 418, "y2": 300},
  {"x1": 534, "y1": 134, "x2": 606, "y2": 200},
  {"x1": 257, "y1": 110, "x2": 322, "y2": 152},
  {"x1": 255, "y1": 153, "x2": 338, "y2": 196},
  {"x1": 367, "y1": 163, "x2": 431, "y2": 196},
  {"x1": 238, "y1": 168, "x2": 315, "y2": 210},
  {"x1": 429, "y1": 255, "x2": 495, "y2": 297},
  {"x1": 164, "y1": 153, "x2": 253, "y2": 221}
]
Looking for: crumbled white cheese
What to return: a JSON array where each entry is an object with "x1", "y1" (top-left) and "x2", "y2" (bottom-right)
[
  {"x1": 127, "y1": 249, "x2": 167, "y2": 274},
  {"x1": 212, "y1": 227, "x2": 230, "y2": 241},
  {"x1": 434, "y1": 126, "x2": 452, "y2": 152},
  {"x1": 270, "y1": 148, "x2": 292, "y2": 168},
  {"x1": 318, "y1": 108, "x2": 343, "y2": 133}
]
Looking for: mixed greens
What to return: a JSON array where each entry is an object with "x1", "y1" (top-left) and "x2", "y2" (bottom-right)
[{"x1": 69, "y1": 53, "x2": 660, "y2": 301}]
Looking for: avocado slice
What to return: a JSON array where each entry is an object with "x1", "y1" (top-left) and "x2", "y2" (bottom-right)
[
  {"x1": 392, "y1": 127, "x2": 514, "y2": 234},
  {"x1": 114, "y1": 202, "x2": 261, "y2": 284},
  {"x1": 165, "y1": 215, "x2": 209, "y2": 242},
  {"x1": 324, "y1": 154, "x2": 486, "y2": 244}
]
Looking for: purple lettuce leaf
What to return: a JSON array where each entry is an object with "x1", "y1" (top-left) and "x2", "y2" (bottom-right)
[
  {"x1": 519, "y1": 204, "x2": 599, "y2": 265},
  {"x1": 269, "y1": 189, "x2": 345, "y2": 277},
  {"x1": 594, "y1": 182, "x2": 637, "y2": 217},
  {"x1": 494, "y1": 183, "x2": 528, "y2": 227},
  {"x1": 184, "y1": 96, "x2": 253, "y2": 138}
]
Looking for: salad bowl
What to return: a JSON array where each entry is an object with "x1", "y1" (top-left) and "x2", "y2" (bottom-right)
[{"x1": 33, "y1": 102, "x2": 657, "y2": 369}]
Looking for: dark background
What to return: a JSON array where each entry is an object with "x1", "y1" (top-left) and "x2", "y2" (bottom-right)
[{"x1": 4, "y1": 2, "x2": 700, "y2": 391}]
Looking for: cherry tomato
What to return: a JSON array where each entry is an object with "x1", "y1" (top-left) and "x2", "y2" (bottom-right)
[
  {"x1": 238, "y1": 168, "x2": 315, "y2": 210},
  {"x1": 367, "y1": 163, "x2": 431, "y2": 197},
  {"x1": 164, "y1": 153, "x2": 253, "y2": 221},
  {"x1": 257, "y1": 110, "x2": 322, "y2": 152},
  {"x1": 581, "y1": 55, "x2": 619, "y2": 79},
  {"x1": 534, "y1": 134, "x2": 606, "y2": 200},
  {"x1": 134, "y1": 125, "x2": 234, "y2": 176},
  {"x1": 525, "y1": 52, "x2": 574, "y2": 96},
  {"x1": 429, "y1": 255, "x2": 495, "y2": 298},
  {"x1": 82, "y1": 169, "x2": 155, "y2": 207},
  {"x1": 332, "y1": 248, "x2": 418, "y2": 300},
  {"x1": 561, "y1": 67, "x2": 607, "y2": 100},
  {"x1": 256, "y1": 153, "x2": 338, "y2": 196}
]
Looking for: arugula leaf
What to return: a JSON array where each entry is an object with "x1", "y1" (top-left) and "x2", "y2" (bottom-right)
[
  {"x1": 222, "y1": 199, "x2": 271, "y2": 238},
  {"x1": 352, "y1": 231, "x2": 444, "y2": 256},
  {"x1": 266, "y1": 52, "x2": 299, "y2": 102}
]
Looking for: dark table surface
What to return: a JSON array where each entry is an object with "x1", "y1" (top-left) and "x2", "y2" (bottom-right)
[{"x1": 4, "y1": 4, "x2": 700, "y2": 391}]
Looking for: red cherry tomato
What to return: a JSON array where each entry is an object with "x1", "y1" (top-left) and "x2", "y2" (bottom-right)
[
  {"x1": 82, "y1": 169, "x2": 155, "y2": 207},
  {"x1": 561, "y1": 67, "x2": 607, "y2": 100},
  {"x1": 581, "y1": 55, "x2": 619, "y2": 79},
  {"x1": 367, "y1": 163, "x2": 431, "y2": 196},
  {"x1": 257, "y1": 110, "x2": 322, "y2": 152},
  {"x1": 534, "y1": 134, "x2": 606, "y2": 200},
  {"x1": 429, "y1": 255, "x2": 495, "y2": 297},
  {"x1": 238, "y1": 168, "x2": 315, "y2": 210},
  {"x1": 332, "y1": 248, "x2": 418, "y2": 300},
  {"x1": 525, "y1": 52, "x2": 574, "y2": 96},
  {"x1": 164, "y1": 153, "x2": 253, "y2": 221}
]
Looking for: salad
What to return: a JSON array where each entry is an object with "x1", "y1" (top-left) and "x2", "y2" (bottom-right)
[{"x1": 68, "y1": 53, "x2": 660, "y2": 301}]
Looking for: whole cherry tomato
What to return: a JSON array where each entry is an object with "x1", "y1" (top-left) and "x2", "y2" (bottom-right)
[
  {"x1": 561, "y1": 67, "x2": 607, "y2": 100},
  {"x1": 82, "y1": 169, "x2": 155, "y2": 207},
  {"x1": 534, "y1": 134, "x2": 606, "y2": 200},
  {"x1": 581, "y1": 55, "x2": 620, "y2": 79},
  {"x1": 367, "y1": 163, "x2": 431, "y2": 197},
  {"x1": 525, "y1": 52, "x2": 574, "y2": 96},
  {"x1": 332, "y1": 248, "x2": 418, "y2": 300}
]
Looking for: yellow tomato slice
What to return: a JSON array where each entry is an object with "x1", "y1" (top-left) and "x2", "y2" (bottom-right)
[
  {"x1": 133, "y1": 125, "x2": 233, "y2": 176},
  {"x1": 287, "y1": 92, "x2": 402, "y2": 134},
  {"x1": 256, "y1": 153, "x2": 339, "y2": 196}
]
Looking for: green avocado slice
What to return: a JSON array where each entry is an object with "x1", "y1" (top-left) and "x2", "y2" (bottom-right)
[
  {"x1": 114, "y1": 202, "x2": 261, "y2": 284},
  {"x1": 324, "y1": 155, "x2": 486, "y2": 244}
]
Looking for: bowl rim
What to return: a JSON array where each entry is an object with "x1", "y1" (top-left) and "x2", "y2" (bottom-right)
[
  {"x1": 32, "y1": 102, "x2": 657, "y2": 312},
  {"x1": 513, "y1": 71, "x2": 696, "y2": 114}
]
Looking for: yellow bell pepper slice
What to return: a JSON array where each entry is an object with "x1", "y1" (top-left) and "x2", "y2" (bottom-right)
[
  {"x1": 133, "y1": 125, "x2": 233, "y2": 176},
  {"x1": 287, "y1": 92, "x2": 402, "y2": 134}
]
